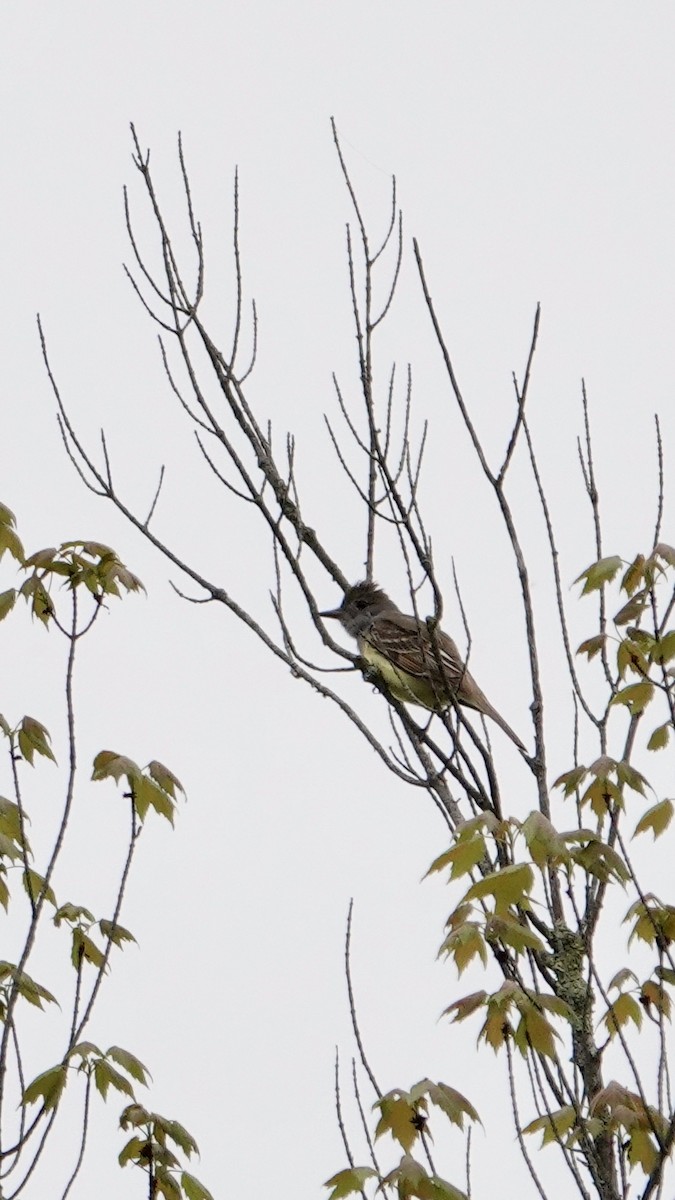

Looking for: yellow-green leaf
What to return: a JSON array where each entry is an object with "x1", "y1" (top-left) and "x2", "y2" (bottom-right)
[
  {"x1": 23, "y1": 869, "x2": 57, "y2": 908},
  {"x1": 434, "y1": 836, "x2": 486, "y2": 881},
  {"x1": 650, "y1": 629, "x2": 675, "y2": 664},
  {"x1": 576, "y1": 634, "x2": 607, "y2": 660},
  {"x1": 633, "y1": 799, "x2": 674, "y2": 840},
  {"x1": 647, "y1": 723, "x2": 671, "y2": 751},
  {"x1": 23, "y1": 1064, "x2": 67, "y2": 1110},
  {"x1": 521, "y1": 811, "x2": 569, "y2": 868},
  {"x1": 653, "y1": 542, "x2": 675, "y2": 567},
  {"x1": 17, "y1": 716, "x2": 56, "y2": 765},
  {"x1": 603, "y1": 992, "x2": 643, "y2": 1038},
  {"x1": 415, "y1": 1080, "x2": 480, "y2": 1128},
  {"x1": 0, "y1": 589, "x2": 16, "y2": 622},
  {"x1": 107, "y1": 1046, "x2": 150, "y2": 1086},
  {"x1": 91, "y1": 751, "x2": 141, "y2": 785},
  {"x1": 614, "y1": 592, "x2": 649, "y2": 627},
  {"x1": 575, "y1": 556, "x2": 622, "y2": 594},
  {"x1": 485, "y1": 914, "x2": 544, "y2": 955},
  {"x1": 523, "y1": 1104, "x2": 576, "y2": 1146},
  {"x1": 514, "y1": 1005, "x2": 559, "y2": 1058},
  {"x1": 439, "y1": 923, "x2": 487, "y2": 974},
  {"x1": 641, "y1": 980, "x2": 671, "y2": 1019},
  {"x1": 621, "y1": 555, "x2": 646, "y2": 596},
  {"x1": 442, "y1": 991, "x2": 487, "y2": 1023},
  {"x1": 553, "y1": 765, "x2": 587, "y2": 797},
  {"x1": 616, "y1": 637, "x2": 648, "y2": 678},
  {"x1": 324, "y1": 1167, "x2": 379, "y2": 1200},
  {"x1": 465, "y1": 863, "x2": 534, "y2": 912},
  {"x1": 572, "y1": 841, "x2": 629, "y2": 884},
  {"x1": 610, "y1": 681, "x2": 655, "y2": 716},
  {"x1": 181, "y1": 1172, "x2": 215, "y2": 1200},
  {"x1": 147, "y1": 761, "x2": 184, "y2": 798},
  {"x1": 374, "y1": 1091, "x2": 421, "y2": 1153}
]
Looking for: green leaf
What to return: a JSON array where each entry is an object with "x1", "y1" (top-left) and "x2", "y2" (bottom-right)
[
  {"x1": 514, "y1": 1005, "x2": 559, "y2": 1058},
  {"x1": 575, "y1": 555, "x2": 622, "y2": 594},
  {"x1": 625, "y1": 899, "x2": 675, "y2": 947},
  {"x1": 536, "y1": 993, "x2": 575, "y2": 1023},
  {"x1": 71, "y1": 928, "x2": 105, "y2": 970},
  {"x1": 521, "y1": 811, "x2": 569, "y2": 868},
  {"x1": 603, "y1": 992, "x2": 643, "y2": 1038},
  {"x1": 17, "y1": 716, "x2": 56, "y2": 765},
  {"x1": 647, "y1": 723, "x2": 671, "y2": 751},
  {"x1": 640, "y1": 980, "x2": 671, "y2": 1018},
  {"x1": 0, "y1": 507, "x2": 24, "y2": 564},
  {"x1": 54, "y1": 903, "x2": 95, "y2": 927},
  {"x1": 14, "y1": 969, "x2": 58, "y2": 1008},
  {"x1": 99, "y1": 919, "x2": 136, "y2": 947},
  {"x1": 523, "y1": 1105, "x2": 576, "y2": 1146},
  {"x1": 485, "y1": 914, "x2": 544, "y2": 955},
  {"x1": 571, "y1": 841, "x2": 629, "y2": 884},
  {"x1": 23, "y1": 869, "x2": 57, "y2": 908},
  {"x1": 415, "y1": 1080, "x2": 480, "y2": 1128},
  {"x1": 580, "y1": 776, "x2": 623, "y2": 819},
  {"x1": 68, "y1": 1041, "x2": 102, "y2": 1063},
  {"x1": 107, "y1": 1046, "x2": 150, "y2": 1086},
  {"x1": 0, "y1": 796, "x2": 23, "y2": 842},
  {"x1": 374, "y1": 1091, "x2": 421, "y2": 1152},
  {"x1": 553, "y1": 765, "x2": 587, "y2": 796},
  {"x1": 621, "y1": 554, "x2": 646, "y2": 596},
  {"x1": 653, "y1": 542, "x2": 675, "y2": 567},
  {"x1": 0, "y1": 589, "x2": 16, "y2": 622},
  {"x1": 134, "y1": 776, "x2": 176, "y2": 825},
  {"x1": 381, "y1": 1155, "x2": 468, "y2": 1200},
  {"x1": 616, "y1": 636, "x2": 648, "y2": 678},
  {"x1": 608, "y1": 968, "x2": 638, "y2": 991},
  {"x1": 610, "y1": 681, "x2": 655, "y2": 716},
  {"x1": 23, "y1": 547, "x2": 58, "y2": 569},
  {"x1": 148, "y1": 761, "x2": 184, "y2": 799},
  {"x1": 118, "y1": 1135, "x2": 146, "y2": 1167},
  {"x1": 465, "y1": 863, "x2": 534, "y2": 912},
  {"x1": 155, "y1": 1167, "x2": 182, "y2": 1200},
  {"x1": 0, "y1": 833, "x2": 24, "y2": 863},
  {"x1": 91, "y1": 751, "x2": 141, "y2": 785},
  {"x1": 634, "y1": 799, "x2": 674, "y2": 840},
  {"x1": 119, "y1": 1101, "x2": 151, "y2": 1130},
  {"x1": 181, "y1": 1172, "x2": 215, "y2": 1200},
  {"x1": 656, "y1": 965, "x2": 675, "y2": 986},
  {"x1": 616, "y1": 762, "x2": 649, "y2": 795},
  {"x1": 163, "y1": 1119, "x2": 199, "y2": 1157},
  {"x1": 439, "y1": 922, "x2": 487, "y2": 974},
  {"x1": 614, "y1": 592, "x2": 649, "y2": 627},
  {"x1": 324, "y1": 1167, "x2": 378, "y2": 1200},
  {"x1": 23, "y1": 1064, "x2": 67, "y2": 1110},
  {"x1": 651, "y1": 629, "x2": 675, "y2": 664},
  {"x1": 442, "y1": 991, "x2": 488, "y2": 1023},
  {"x1": 433, "y1": 836, "x2": 486, "y2": 881},
  {"x1": 576, "y1": 634, "x2": 607, "y2": 660},
  {"x1": 94, "y1": 1059, "x2": 135, "y2": 1100}
]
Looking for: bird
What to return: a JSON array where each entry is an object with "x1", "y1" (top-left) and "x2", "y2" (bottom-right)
[{"x1": 321, "y1": 580, "x2": 526, "y2": 752}]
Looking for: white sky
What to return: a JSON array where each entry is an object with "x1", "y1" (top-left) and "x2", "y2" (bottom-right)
[{"x1": 2, "y1": 4, "x2": 675, "y2": 1198}]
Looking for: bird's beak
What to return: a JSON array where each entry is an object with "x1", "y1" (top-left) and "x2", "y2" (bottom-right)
[{"x1": 319, "y1": 606, "x2": 343, "y2": 619}]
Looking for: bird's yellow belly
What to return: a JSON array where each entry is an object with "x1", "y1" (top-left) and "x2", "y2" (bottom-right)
[{"x1": 360, "y1": 641, "x2": 442, "y2": 710}]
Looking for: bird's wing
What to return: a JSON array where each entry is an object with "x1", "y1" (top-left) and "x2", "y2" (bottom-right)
[{"x1": 365, "y1": 613, "x2": 464, "y2": 688}]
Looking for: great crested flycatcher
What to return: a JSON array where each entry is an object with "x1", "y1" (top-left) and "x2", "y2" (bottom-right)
[{"x1": 321, "y1": 580, "x2": 526, "y2": 752}]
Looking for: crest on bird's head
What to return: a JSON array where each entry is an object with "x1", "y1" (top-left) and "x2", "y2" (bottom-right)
[
  {"x1": 320, "y1": 579, "x2": 396, "y2": 629},
  {"x1": 342, "y1": 580, "x2": 392, "y2": 613}
]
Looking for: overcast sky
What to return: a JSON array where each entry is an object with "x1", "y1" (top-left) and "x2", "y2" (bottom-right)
[{"x1": 2, "y1": 5, "x2": 675, "y2": 1199}]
